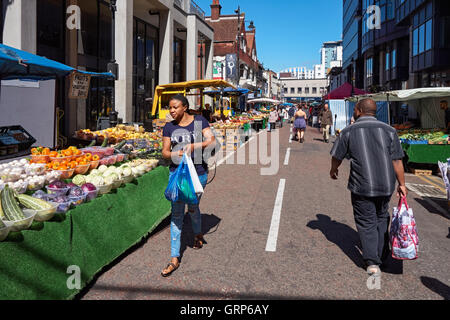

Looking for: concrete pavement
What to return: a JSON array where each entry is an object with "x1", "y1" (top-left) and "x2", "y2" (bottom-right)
[{"x1": 79, "y1": 124, "x2": 450, "y2": 300}]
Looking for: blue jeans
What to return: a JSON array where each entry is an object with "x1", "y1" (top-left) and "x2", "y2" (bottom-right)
[{"x1": 169, "y1": 171, "x2": 208, "y2": 258}]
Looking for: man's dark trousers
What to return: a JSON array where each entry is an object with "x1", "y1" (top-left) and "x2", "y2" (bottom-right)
[{"x1": 351, "y1": 193, "x2": 392, "y2": 267}]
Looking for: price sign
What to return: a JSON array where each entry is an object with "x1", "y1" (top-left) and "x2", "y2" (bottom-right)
[{"x1": 69, "y1": 72, "x2": 92, "y2": 99}]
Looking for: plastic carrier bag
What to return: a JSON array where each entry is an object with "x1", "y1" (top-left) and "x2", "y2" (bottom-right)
[
  {"x1": 390, "y1": 197, "x2": 419, "y2": 260},
  {"x1": 165, "y1": 154, "x2": 201, "y2": 205}
]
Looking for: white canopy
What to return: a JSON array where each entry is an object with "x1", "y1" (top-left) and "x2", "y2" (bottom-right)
[
  {"x1": 347, "y1": 87, "x2": 450, "y2": 102},
  {"x1": 247, "y1": 98, "x2": 282, "y2": 105}
]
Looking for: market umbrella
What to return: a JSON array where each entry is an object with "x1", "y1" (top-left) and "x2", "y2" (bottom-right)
[
  {"x1": 247, "y1": 98, "x2": 281, "y2": 105},
  {"x1": 0, "y1": 43, "x2": 115, "y2": 80},
  {"x1": 323, "y1": 82, "x2": 367, "y2": 100}
]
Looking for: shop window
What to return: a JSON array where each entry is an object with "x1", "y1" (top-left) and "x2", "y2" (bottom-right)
[
  {"x1": 366, "y1": 57, "x2": 373, "y2": 78},
  {"x1": 133, "y1": 17, "x2": 159, "y2": 123},
  {"x1": 174, "y1": 37, "x2": 184, "y2": 83},
  {"x1": 305, "y1": 88, "x2": 310, "y2": 94},
  {"x1": 391, "y1": 49, "x2": 396, "y2": 68},
  {"x1": 290, "y1": 88, "x2": 295, "y2": 94},
  {"x1": 37, "y1": 0, "x2": 65, "y2": 62},
  {"x1": 412, "y1": 15, "x2": 432, "y2": 56},
  {"x1": 440, "y1": 17, "x2": 450, "y2": 48},
  {"x1": 312, "y1": 87, "x2": 317, "y2": 94},
  {"x1": 385, "y1": 52, "x2": 390, "y2": 70}
]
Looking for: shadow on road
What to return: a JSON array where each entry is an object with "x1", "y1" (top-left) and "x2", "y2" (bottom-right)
[
  {"x1": 85, "y1": 284, "x2": 327, "y2": 300},
  {"x1": 447, "y1": 228, "x2": 450, "y2": 239},
  {"x1": 180, "y1": 213, "x2": 222, "y2": 262},
  {"x1": 307, "y1": 214, "x2": 365, "y2": 269},
  {"x1": 420, "y1": 276, "x2": 450, "y2": 300},
  {"x1": 413, "y1": 198, "x2": 449, "y2": 220}
]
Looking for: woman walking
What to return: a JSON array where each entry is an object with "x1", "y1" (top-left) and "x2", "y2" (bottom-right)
[
  {"x1": 161, "y1": 95, "x2": 216, "y2": 277},
  {"x1": 294, "y1": 105, "x2": 307, "y2": 143}
]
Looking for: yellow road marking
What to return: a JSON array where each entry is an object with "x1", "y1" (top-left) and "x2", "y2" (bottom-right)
[{"x1": 414, "y1": 174, "x2": 447, "y2": 194}]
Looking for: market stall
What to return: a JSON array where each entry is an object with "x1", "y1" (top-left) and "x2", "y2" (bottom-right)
[
  {"x1": 0, "y1": 43, "x2": 114, "y2": 158},
  {"x1": 0, "y1": 44, "x2": 173, "y2": 300},
  {"x1": 350, "y1": 88, "x2": 450, "y2": 164}
]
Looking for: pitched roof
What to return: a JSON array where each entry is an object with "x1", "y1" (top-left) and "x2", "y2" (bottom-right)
[{"x1": 206, "y1": 14, "x2": 246, "y2": 42}]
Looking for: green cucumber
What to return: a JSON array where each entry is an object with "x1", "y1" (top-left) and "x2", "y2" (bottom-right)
[
  {"x1": 2, "y1": 186, "x2": 25, "y2": 221},
  {"x1": 16, "y1": 194, "x2": 53, "y2": 211},
  {"x1": 101, "y1": 137, "x2": 109, "y2": 148},
  {"x1": 88, "y1": 140, "x2": 96, "y2": 147},
  {"x1": 115, "y1": 140, "x2": 127, "y2": 150}
]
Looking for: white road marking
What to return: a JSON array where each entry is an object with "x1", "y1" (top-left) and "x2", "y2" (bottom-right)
[
  {"x1": 215, "y1": 130, "x2": 262, "y2": 168},
  {"x1": 284, "y1": 148, "x2": 291, "y2": 166},
  {"x1": 265, "y1": 179, "x2": 286, "y2": 252}
]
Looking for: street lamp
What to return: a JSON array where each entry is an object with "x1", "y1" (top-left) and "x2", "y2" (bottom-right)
[
  {"x1": 108, "y1": 0, "x2": 119, "y2": 127},
  {"x1": 235, "y1": 6, "x2": 241, "y2": 88}
]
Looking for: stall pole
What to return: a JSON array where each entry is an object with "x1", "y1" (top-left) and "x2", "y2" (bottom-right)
[
  {"x1": 108, "y1": 0, "x2": 119, "y2": 128},
  {"x1": 387, "y1": 93, "x2": 391, "y2": 125}
]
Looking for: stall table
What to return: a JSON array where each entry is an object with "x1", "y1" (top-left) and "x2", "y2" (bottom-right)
[
  {"x1": 0, "y1": 166, "x2": 171, "y2": 300},
  {"x1": 402, "y1": 144, "x2": 450, "y2": 164}
]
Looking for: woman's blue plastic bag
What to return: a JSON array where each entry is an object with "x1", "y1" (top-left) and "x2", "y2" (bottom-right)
[{"x1": 165, "y1": 154, "x2": 199, "y2": 205}]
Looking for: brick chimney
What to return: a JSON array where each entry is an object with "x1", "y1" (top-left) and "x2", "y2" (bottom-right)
[{"x1": 211, "y1": 0, "x2": 222, "y2": 20}]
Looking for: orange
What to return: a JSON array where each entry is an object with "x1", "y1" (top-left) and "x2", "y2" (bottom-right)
[
  {"x1": 43, "y1": 148, "x2": 50, "y2": 155},
  {"x1": 59, "y1": 165, "x2": 68, "y2": 170}
]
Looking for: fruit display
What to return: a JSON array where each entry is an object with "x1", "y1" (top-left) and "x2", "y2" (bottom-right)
[
  {"x1": 114, "y1": 139, "x2": 162, "y2": 159},
  {"x1": 0, "y1": 140, "x2": 161, "y2": 236},
  {"x1": 76, "y1": 125, "x2": 159, "y2": 144},
  {"x1": 398, "y1": 129, "x2": 450, "y2": 145}
]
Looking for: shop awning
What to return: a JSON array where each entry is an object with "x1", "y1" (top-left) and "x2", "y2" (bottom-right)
[
  {"x1": 0, "y1": 43, "x2": 115, "y2": 80},
  {"x1": 204, "y1": 87, "x2": 250, "y2": 97},
  {"x1": 323, "y1": 82, "x2": 367, "y2": 100},
  {"x1": 347, "y1": 87, "x2": 450, "y2": 102},
  {"x1": 247, "y1": 98, "x2": 281, "y2": 104}
]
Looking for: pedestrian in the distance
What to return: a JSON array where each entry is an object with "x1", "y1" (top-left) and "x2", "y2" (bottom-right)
[
  {"x1": 329, "y1": 98, "x2": 408, "y2": 277},
  {"x1": 283, "y1": 107, "x2": 290, "y2": 125},
  {"x1": 320, "y1": 103, "x2": 333, "y2": 143},
  {"x1": 294, "y1": 105, "x2": 307, "y2": 143},
  {"x1": 161, "y1": 95, "x2": 216, "y2": 278},
  {"x1": 278, "y1": 107, "x2": 284, "y2": 128},
  {"x1": 269, "y1": 108, "x2": 278, "y2": 132}
]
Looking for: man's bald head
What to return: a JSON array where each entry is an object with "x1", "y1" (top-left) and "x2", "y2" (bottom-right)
[{"x1": 356, "y1": 99, "x2": 377, "y2": 116}]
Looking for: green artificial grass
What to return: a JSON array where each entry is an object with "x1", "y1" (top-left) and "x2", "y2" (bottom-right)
[{"x1": 0, "y1": 166, "x2": 171, "y2": 300}]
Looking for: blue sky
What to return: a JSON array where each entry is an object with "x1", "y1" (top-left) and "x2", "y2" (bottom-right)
[{"x1": 196, "y1": 0, "x2": 343, "y2": 72}]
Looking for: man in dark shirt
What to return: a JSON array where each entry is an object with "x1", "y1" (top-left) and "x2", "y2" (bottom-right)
[
  {"x1": 330, "y1": 98, "x2": 408, "y2": 277},
  {"x1": 440, "y1": 100, "x2": 450, "y2": 131}
]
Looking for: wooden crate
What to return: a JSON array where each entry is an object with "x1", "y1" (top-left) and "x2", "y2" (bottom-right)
[{"x1": 411, "y1": 168, "x2": 433, "y2": 176}]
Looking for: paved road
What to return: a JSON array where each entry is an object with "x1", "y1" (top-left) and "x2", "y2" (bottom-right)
[{"x1": 80, "y1": 124, "x2": 450, "y2": 300}]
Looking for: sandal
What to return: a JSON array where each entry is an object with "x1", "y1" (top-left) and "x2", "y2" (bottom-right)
[
  {"x1": 161, "y1": 262, "x2": 180, "y2": 278},
  {"x1": 193, "y1": 235, "x2": 205, "y2": 250}
]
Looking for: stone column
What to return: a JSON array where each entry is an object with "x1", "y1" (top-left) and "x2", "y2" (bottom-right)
[
  {"x1": 186, "y1": 15, "x2": 198, "y2": 81},
  {"x1": 2, "y1": 0, "x2": 37, "y2": 53},
  {"x1": 115, "y1": 0, "x2": 134, "y2": 123},
  {"x1": 159, "y1": 10, "x2": 174, "y2": 85}
]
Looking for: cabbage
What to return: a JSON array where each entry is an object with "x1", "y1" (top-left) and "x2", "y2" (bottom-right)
[
  {"x1": 91, "y1": 176, "x2": 105, "y2": 187},
  {"x1": 98, "y1": 165, "x2": 108, "y2": 173},
  {"x1": 48, "y1": 180, "x2": 67, "y2": 189},
  {"x1": 73, "y1": 174, "x2": 87, "y2": 186},
  {"x1": 90, "y1": 169, "x2": 100, "y2": 176},
  {"x1": 104, "y1": 175, "x2": 116, "y2": 185},
  {"x1": 81, "y1": 183, "x2": 96, "y2": 193},
  {"x1": 69, "y1": 186, "x2": 84, "y2": 197},
  {"x1": 137, "y1": 165, "x2": 146, "y2": 175},
  {"x1": 123, "y1": 168, "x2": 132, "y2": 177}
]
